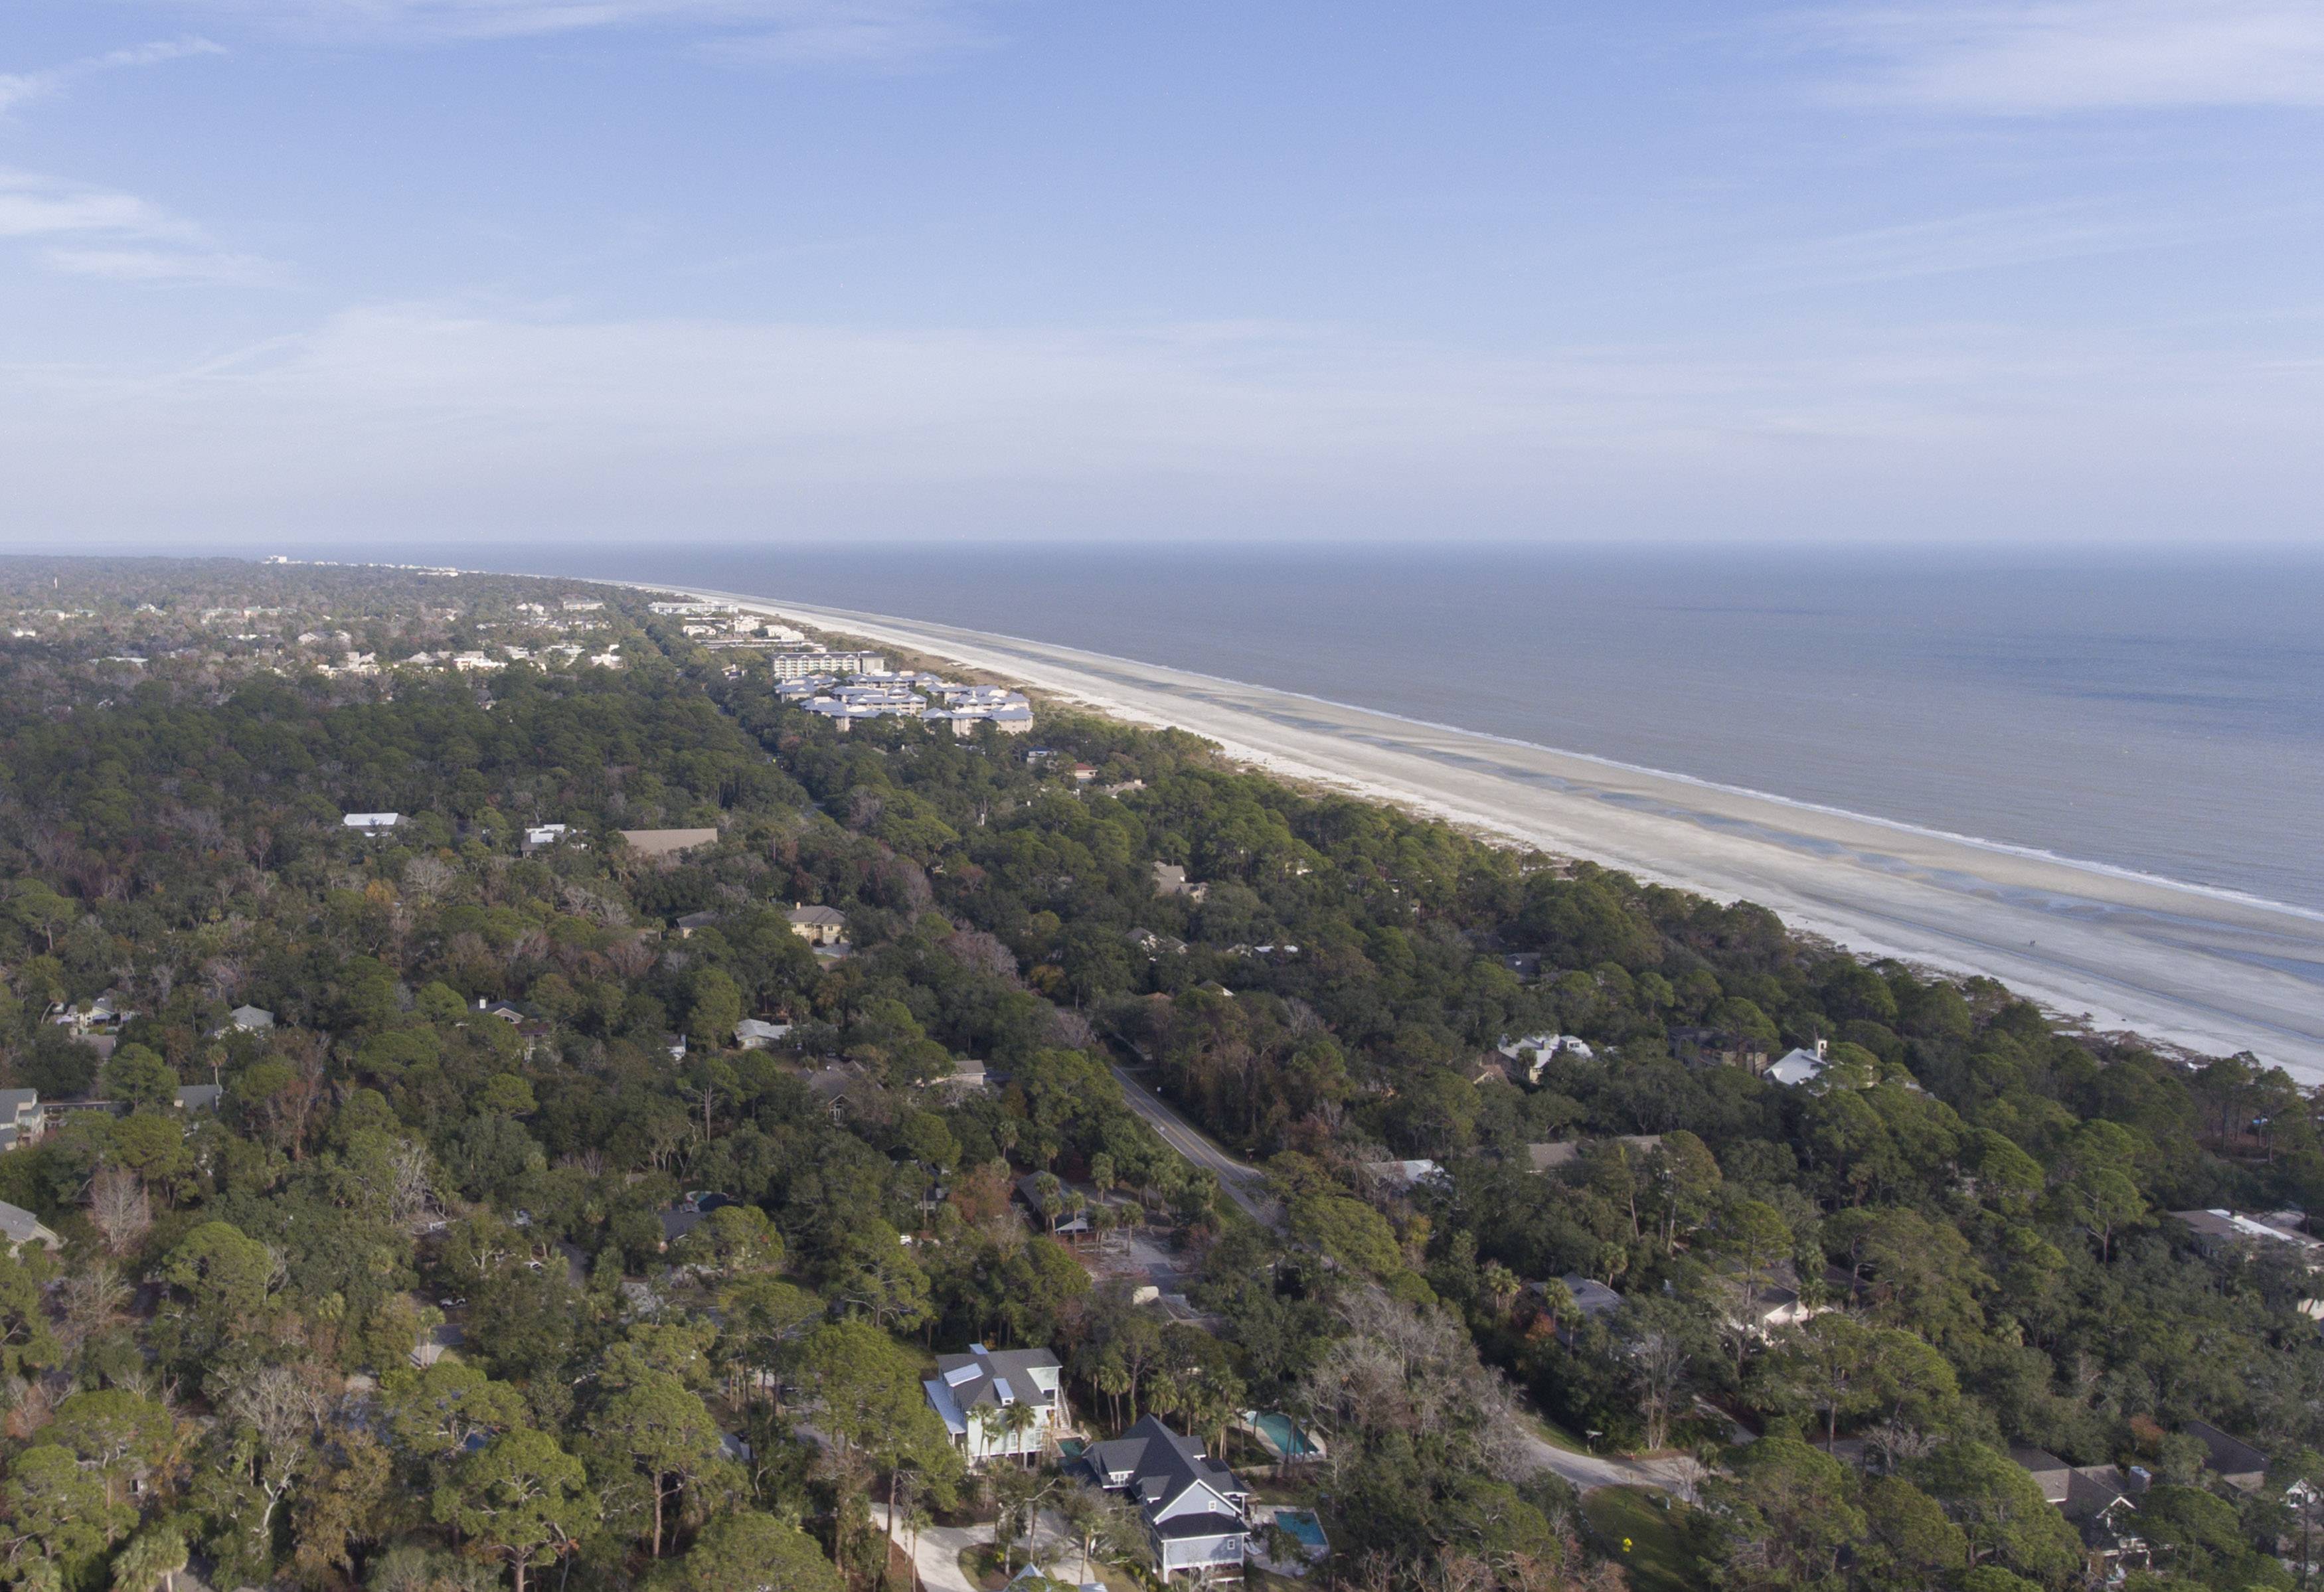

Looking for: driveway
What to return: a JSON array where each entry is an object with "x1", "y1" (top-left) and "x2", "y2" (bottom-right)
[
  {"x1": 874, "y1": 1504, "x2": 1082, "y2": 1592},
  {"x1": 1519, "y1": 1431, "x2": 1704, "y2": 1502}
]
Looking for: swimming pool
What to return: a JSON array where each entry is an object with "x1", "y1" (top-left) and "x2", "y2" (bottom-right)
[
  {"x1": 1274, "y1": 1510, "x2": 1327, "y2": 1552},
  {"x1": 1252, "y1": 1412, "x2": 1320, "y2": 1460}
]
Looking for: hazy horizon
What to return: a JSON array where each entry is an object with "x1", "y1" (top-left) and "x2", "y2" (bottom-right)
[{"x1": 7, "y1": 2, "x2": 2324, "y2": 548}]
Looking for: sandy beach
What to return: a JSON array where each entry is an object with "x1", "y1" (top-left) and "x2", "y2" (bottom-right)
[{"x1": 683, "y1": 588, "x2": 2324, "y2": 1081}]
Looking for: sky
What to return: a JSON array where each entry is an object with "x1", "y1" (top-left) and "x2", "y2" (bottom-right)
[{"x1": 1, "y1": 0, "x2": 2321, "y2": 548}]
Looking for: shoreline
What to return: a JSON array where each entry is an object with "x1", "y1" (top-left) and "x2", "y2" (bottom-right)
[{"x1": 627, "y1": 577, "x2": 2324, "y2": 1079}]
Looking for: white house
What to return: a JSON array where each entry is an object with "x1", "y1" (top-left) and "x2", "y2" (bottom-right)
[
  {"x1": 0, "y1": 1090, "x2": 44, "y2": 1153},
  {"x1": 1767, "y1": 1039, "x2": 1829, "y2": 1087},
  {"x1": 1497, "y1": 1033, "x2": 1593, "y2": 1080},
  {"x1": 922, "y1": 1345, "x2": 1070, "y2": 1465},
  {"x1": 341, "y1": 812, "x2": 402, "y2": 833},
  {"x1": 732, "y1": 1018, "x2": 791, "y2": 1050}
]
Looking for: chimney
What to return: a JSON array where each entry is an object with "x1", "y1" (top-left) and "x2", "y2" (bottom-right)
[{"x1": 1815, "y1": 1038, "x2": 1829, "y2": 1061}]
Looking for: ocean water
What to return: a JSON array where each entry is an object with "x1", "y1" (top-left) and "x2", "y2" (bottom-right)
[{"x1": 410, "y1": 541, "x2": 2324, "y2": 915}]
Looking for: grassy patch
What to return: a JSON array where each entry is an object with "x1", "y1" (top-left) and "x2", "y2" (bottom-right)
[
  {"x1": 1580, "y1": 1486, "x2": 1705, "y2": 1592},
  {"x1": 1525, "y1": 1411, "x2": 1591, "y2": 1454},
  {"x1": 957, "y1": 1544, "x2": 1011, "y2": 1591}
]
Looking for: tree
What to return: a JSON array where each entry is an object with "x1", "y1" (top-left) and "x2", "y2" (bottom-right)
[
  {"x1": 1914, "y1": 1441, "x2": 2080, "y2": 1585},
  {"x1": 1713, "y1": 1194, "x2": 1792, "y2": 1374},
  {"x1": 47, "y1": 1390, "x2": 174, "y2": 1520},
  {"x1": 101, "y1": 1045, "x2": 177, "y2": 1113},
  {"x1": 107, "y1": 1524, "x2": 189, "y2": 1591},
  {"x1": 0, "y1": 1445, "x2": 124, "y2": 1577},
  {"x1": 0, "y1": 1247, "x2": 61, "y2": 1386},
  {"x1": 1857, "y1": 1475, "x2": 1968, "y2": 1592},
  {"x1": 380, "y1": 1361, "x2": 529, "y2": 1469},
  {"x1": 1059, "y1": 1484, "x2": 1144, "y2": 1583},
  {"x1": 155, "y1": 1220, "x2": 275, "y2": 1364},
  {"x1": 687, "y1": 969, "x2": 744, "y2": 1051},
  {"x1": 595, "y1": 1372, "x2": 732, "y2": 1558},
  {"x1": 432, "y1": 1427, "x2": 596, "y2": 1592},
  {"x1": 1702, "y1": 1436, "x2": 1865, "y2": 1592},
  {"x1": 1764, "y1": 1313, "x2": 1877, "y2": 1448},
  {"x1": 645, "y1": 1510, "x2": 843, "y2": 1592}
]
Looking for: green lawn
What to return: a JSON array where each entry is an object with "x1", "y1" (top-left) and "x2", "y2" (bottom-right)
[{"x1": 1580, "y1": 1486, "x2": 1706, "y2": 1592}]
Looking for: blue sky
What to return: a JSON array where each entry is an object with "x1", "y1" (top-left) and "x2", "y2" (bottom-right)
[{"x1": 3, "y1": 0, "x2": 2321, "y2": 546}]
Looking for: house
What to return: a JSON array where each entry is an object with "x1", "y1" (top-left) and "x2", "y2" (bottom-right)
[
  {"x1": 922, "y1": 1344, "x2": 1070, "y2": 1465},
  {"x1": 2181, "y1": 1417, "x2": 2268, "y2": 1492},
  {"x1": 1496, "y1": 1033, "x2": 1592, "y2": 1080},
  {"x1": 732, "y1": 1018, "x2": 791, "y2": 1051},
  {"x1": 2171, "y1": 1208, "x2": 2324, "y2": 1263},
  {"x1": 1669, "y1": 1026, "x2": 1772, "y2": 1076},
  {"x1": 925, "y1": 1058, "x2": 989, "y2": 1095},
  {"x1": 1077, "y1": 1416, "x2": 1251, "y2": 1580},
  {"x1": 2011, "y1": 1447, "x2": 2074, "y2": 1505},
  {"x1": 1361, "y1": 1159, "x2": 1448, "y2": 1194},
  {"x1": 173, "y1": 1084, "x2": 222, "y2": 1115},
  {"x1": 1018, "y1": 1175, "x2": 1091, "y2": 1237},
  {"x1": 2060, "y1": 1465, "x2": 2151, "y2": 1578},
  {"x1": 523, "y1": 824, "x2": 570, "y2": 852},
  {"x1": 1540, "y1": 1273, "x2": 1625, "y2": 1348},
  {"x1": 1525, "y1": 1135, "x2": 1662, "y2": 1174},
  {"x1": 1767, "y1": 1040, "x2": 1830, "y2": 1087},
  {"x1": 1718, "y1": 1259, "x2": 1831, "y2": 1340},
  {"x1": 786, "y1": 905, "x2": 848, "y2": 947},
  {"x1": 0, "y1": 1202, "x2": 61, "y2": 1252},
  {"x1": 674, "y1": 910, "x2": 721, "y2": 938},
  {"x1": 228, "y1": 1004, "x2": 275, "y2": 1033},
  {"x1": 0, "y1": 1090, "x2": 44, "y2": 1153},
  {"x1": 342, "y1": 812, "x2": 402, "y2": 833},
  {"x1": 620, "y1": 828, "x2": 719, "y2": 859},
  {"x1": 1152, "y1": 862, "x2": 1208, "y2": 903},
  {"x1": 475, "y1": 999, "x2": 526, "y2": 1024}
]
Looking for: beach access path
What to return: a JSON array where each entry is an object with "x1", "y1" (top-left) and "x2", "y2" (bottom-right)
[{"x1": 687, "y1": 590, "x2": 2324, "y2": 1081}]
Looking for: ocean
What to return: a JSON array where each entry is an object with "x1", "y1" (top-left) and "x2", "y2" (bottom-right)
[{"x1": 410, "y1": 541, "x2": 2324, "y2": 918}]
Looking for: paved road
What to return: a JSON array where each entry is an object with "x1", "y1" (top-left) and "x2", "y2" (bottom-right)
[
  {"x1": 1102, "y1": 1063, "x2": 1689, "y2": 1498},
  {"x1": 1105, "y1": 1062, "x2": 1280, "y2": 1228}
]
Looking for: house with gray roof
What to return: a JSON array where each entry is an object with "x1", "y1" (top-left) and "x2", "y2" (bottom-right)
[
  {"x1": 0, "y1": 1202, "x2": 61, "y2": 1252},
  {"x1": 1076, "y1": 1415, "x2": 1251, "y2": 1580},
  {"x1": 922, "y1": 1344, "x2": 1070, "y2": 1465}
]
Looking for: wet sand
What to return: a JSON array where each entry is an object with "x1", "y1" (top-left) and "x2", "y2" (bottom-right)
[{"x1": 692, "y1": 590, "x2": 2324, "y2": 1079}]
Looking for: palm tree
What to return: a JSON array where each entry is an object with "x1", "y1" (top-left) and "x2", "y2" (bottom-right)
[
  {"x1": 1480, "y1": 1260, "x2": 1521, "y2": 1319},
  {"x1": 999, "y1": 1399, "x2": 1040, "y2": 1467}
]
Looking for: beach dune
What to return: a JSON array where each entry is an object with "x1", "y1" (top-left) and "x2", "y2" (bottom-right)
[{"x1": 702, "y1": 592, "x2": 2324, "y2": 1081}]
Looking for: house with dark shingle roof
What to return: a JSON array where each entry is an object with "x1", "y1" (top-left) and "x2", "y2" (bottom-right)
[
  {"x1": 1076, "y1": 1415, "x2": 1250, "y2": 1580},
  {"x1": 922, "y1": 1344, "x2": 1069, "y2": 1465}
]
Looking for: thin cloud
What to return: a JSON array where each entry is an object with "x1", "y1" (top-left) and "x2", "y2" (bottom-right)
[
  {"x1": 1710, "y1": 202, "x2": 2198, "y2": 291},
  {"x1": 1803, "y1": 0, "x2": 2324, "y2": 114},
  {"x1": 0, "y1": 37, "x2": 223, "y2": 116},
  {"x1": 41, "y1": 245, "x2": 284, "y2": 286},
  {"x1": 144, "y1": 0, "x2": 995, "y2": 64},
  {"x1": 0, "y1": 169, "x2": 280, "y2": 285}
]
